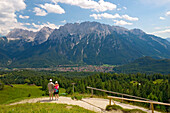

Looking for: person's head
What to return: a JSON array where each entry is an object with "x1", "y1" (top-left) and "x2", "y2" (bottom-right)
[
  {"x1": 55, "y1": 81, "x2": 58, "y2": 84},
  {"x1": 49, "y1": 79, "x2": 52, "y2": 82}
]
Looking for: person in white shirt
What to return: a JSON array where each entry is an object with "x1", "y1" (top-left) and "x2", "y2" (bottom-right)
[{"x1": 47, "y1": 79, "x2": 54, "y2": 100}]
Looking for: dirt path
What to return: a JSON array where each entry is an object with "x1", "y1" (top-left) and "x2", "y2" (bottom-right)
[{"x1": 9, "y1": 97, "x2": 161, "y2": 113}]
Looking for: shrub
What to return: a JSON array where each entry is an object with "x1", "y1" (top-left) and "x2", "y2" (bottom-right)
[
  {"x1": 59, "y1": 93, "x2": 67, "y2": 96},
  {"x1": 106, "y1": 105, "x2": 123, "y2": 111},
  {"x1": 74, "y1": 96, "x2": 82, "y2": 100},
  {"x1": 106, "y1": 105, "x2": 113, "y2": 111},
  {"x1": 24, "y1": 79, "x2": 30, "y2": 84},
  {"x1": 71, "y1": 96, "x2": 83, "y2": 100},
  {"x1": 71, "y1": 96, "x2": 75, "y2": 100},
  {"x1": 28, "y1": 94, "x2": 31, "y2": 97},
  {"x1": 106, "y1": 105, "x2": 146, "y2": 113}
]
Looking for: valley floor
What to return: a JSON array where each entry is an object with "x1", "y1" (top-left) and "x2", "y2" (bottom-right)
[{"x1": 9, "y1": 97, "x2": 161, "y2": 113}]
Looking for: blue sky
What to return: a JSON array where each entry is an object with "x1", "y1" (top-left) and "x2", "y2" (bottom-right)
[{"x1": 0, "y1": 0, "x2": 170, "y2": 38}]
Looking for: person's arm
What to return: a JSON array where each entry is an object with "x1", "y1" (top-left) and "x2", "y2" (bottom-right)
[{"x1": 53, "y1": 84, "x2": 55, "y2": 90}]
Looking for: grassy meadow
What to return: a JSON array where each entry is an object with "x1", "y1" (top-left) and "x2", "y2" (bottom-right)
[
  {"x1": 0, "y1": 84, "x2": 95, "y2": 113},
  {"x1": 0, "y1": 84, "x2": 66, "y2": 104},
  {"x1": 0, "y1": 84, "x2": 45, "y2": 104},
  {"x1": 0, "y1": 103, "x2": 95, "y2": 113}
]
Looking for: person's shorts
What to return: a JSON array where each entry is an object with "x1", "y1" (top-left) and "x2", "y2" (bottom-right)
[
  {"x1": 49, "y1": 90, "x2": 54, "y2": 94},
  {"x1": 54, "y1": 91, "x2": 59, "y2": 94}
]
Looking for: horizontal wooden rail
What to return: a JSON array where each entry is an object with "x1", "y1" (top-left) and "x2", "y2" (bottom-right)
[
  {"x1": 87, "y1": 86, "x2": 151, "y2": 101},
  {"x1": 87, "y1": 86, "x2": 170, "y2": 113},
  {"x1": 108, "y1": 96, "x2": 170, "y2": 106}
]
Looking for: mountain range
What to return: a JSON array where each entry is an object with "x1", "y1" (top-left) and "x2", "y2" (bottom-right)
[{"x1": 0, "y1": 21, "x2": 170, "y2": 68}]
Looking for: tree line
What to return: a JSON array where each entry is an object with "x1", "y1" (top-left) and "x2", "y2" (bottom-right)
[{"x1": 0, "y1": 70, "x2": 169, "y2": 112}]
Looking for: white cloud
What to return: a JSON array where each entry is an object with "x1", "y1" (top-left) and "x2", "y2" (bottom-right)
[
  {"x1": 20, "y1": 23, "x2": 31, "y2": 26},
  {"x1": 61, "y1": 20, "x2": 66, "y2": 23},
  {"x1": 32, "y1": 22, "x2": 61, "y2": 30},
  {"x1": 114, "y1": 20, "x2": 133, "y2": 25},
  {"x1": 90, "y1": 13, "x2": 121, "y2": 19},
  {"x1": 19, "y1": 15, "x2": 29, "y2": 19},
  {"x1": 39, "y1": 3, "x2": 65, "y2": 14},
  {"x1": 122, "y1": 15, "x2": 138, "y2": 21},
  {"x1": 166, "y1": 11, "x2": 170, "y2": 16},
  {"x1": 117, "y1": 8, "x2": 121, "y2": 11},
  {"x1": 53, "y1": 0, "x2": 116, "y2": 12},
  {"x1": 0, "y1": 0, "x2": 62, "y2": 35},
  {"x1": 33, "y1": 7, "x2": 47, "y2": 16},
  {"x1": 0, "y1": 0, "x2": 26, "y2": 35},
  {"x1": 123, "y1": 7, "x2": 127, "y2": 10},
  {"x1": 159, "y1": 17, "x2": 165, "y2": 20},
  {"x1": 154, "y1": 26, "x2": 170, "y2": 30},
  {"x1": 152, "y1": 29, "x2": 170, "y2": 34},
  {"x1": 151, "y1": 27, "x2": 170, "y2": 38},
  {"x1": 154, "y1": 27, "x2": 161, "y2": 30},
  {"x1": 90, "y1": 13, "x2": 138, "y2": 21}
]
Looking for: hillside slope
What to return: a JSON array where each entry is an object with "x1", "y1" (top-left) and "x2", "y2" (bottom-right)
[{"x1": 114, "y1": 56, "x2": 170, "y2": 74}]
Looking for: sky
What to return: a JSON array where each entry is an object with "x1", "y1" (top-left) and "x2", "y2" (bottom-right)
[{"x1": 0, "y1": 0, "x2": 170, "y2": 39}]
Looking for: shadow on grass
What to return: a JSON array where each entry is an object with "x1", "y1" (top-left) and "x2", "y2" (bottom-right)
[{"x1": 39, "y1": 99, "x2": 54, "y2": 103}]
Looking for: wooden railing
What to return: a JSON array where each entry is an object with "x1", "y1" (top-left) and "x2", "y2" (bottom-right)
[
  {"x1": 87, "y1": 86, "x2": 170, "y2": 113},
  {"x1": 108, "y1": 96, "x2": 170, "y2": 113},
  {"x1": 87, "y1": 86, "x2": 151, "y2": 101}
]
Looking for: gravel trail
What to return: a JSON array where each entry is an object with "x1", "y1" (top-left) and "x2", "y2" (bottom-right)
[{"x1": 9, "y1": 97, "x2": 161, "y2": 113}]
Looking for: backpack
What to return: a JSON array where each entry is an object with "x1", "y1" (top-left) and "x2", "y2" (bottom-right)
[{"x1": 54, "y1": 84, "x2": 59, "y2": 92}]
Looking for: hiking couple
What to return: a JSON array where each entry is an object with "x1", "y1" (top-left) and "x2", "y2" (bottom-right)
[{"x1": 48, "y1": 79, "x2": 59, "y2": 100}]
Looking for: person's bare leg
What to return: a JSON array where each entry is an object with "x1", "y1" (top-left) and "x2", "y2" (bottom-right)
[
  {"x1": 49, "y1": 93, "x2": 51, "y2": 100},
  {"x1": 55, "y1": 94, "x2": 56, "y2": 100},
  {"x1": 57, "y1": 94, "x2": 59, "y2": 100},
  {"x1": 52, "y1": 93, "x2": 53, "y2": 100}
]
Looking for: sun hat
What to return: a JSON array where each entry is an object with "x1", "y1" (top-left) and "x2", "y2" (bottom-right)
[
  {"x1": 55, "y1": 81, "x2": 58, "y2": 84},
  {"x1": 50, "y1": 79, "x2": 52, "y2": 82}
]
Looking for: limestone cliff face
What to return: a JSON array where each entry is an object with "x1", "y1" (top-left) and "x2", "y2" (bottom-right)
[
  {"x1": 34, "y1": 27, "x2": 54, "y2": 45},
  {"x1": 0, "y1": 21, "x2": 170, "y2": 67}
]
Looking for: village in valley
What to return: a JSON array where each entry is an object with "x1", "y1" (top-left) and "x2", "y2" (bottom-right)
[
  {"x1": 0, "y1": 65, "x2": 115, "y2": 73},
  {"x1": 56, "y1": 65, "x2": 115, "y2": 72}
]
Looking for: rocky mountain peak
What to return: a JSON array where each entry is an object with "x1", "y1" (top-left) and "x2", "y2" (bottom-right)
[
  {"x1": 130, "y1": 28, "x2": 145, "y2": 35},
  {"x1": 40, "y1": 26, "x2": 53, "y2": 32},
  {"x1": 34, "y1": 26, "x2": 54, "y2": 44},
  {"x1": 6, "y1": 28, "x2": 37, "y2": 42}
]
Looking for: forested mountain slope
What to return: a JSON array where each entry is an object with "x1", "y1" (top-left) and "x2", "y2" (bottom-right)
[{"x1": 114, "y1": 56, "x2": 170, "y2": 74}]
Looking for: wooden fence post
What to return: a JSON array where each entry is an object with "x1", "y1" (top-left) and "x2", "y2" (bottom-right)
[
  {"x1": 151, "y1": 103, "x2": 154, "y2": 113},
  {"x1": 91, "y1": 89, "x2": 93, "y2": 97},
  {"x1": 109, "y1": 98, "x2": 111, "y2": 105},
  {"x1": 121, "y1": 95, "x2": 123, "y2": 103}
]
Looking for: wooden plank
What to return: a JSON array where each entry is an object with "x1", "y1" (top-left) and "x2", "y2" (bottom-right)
[
  {"x1": 108, "y1": 96, "x2": 170, "y2": 106},
  {"x1": 87, "y1": 86, "x2": 170, "y2": 106},
  {"x1": 87, "y1": 86, "x2": 151, "y2": 101}
]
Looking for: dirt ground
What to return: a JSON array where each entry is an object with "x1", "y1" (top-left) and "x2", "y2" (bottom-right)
[{"x1": 9, "y1": 97, "x2": 161, "y2": 113}]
